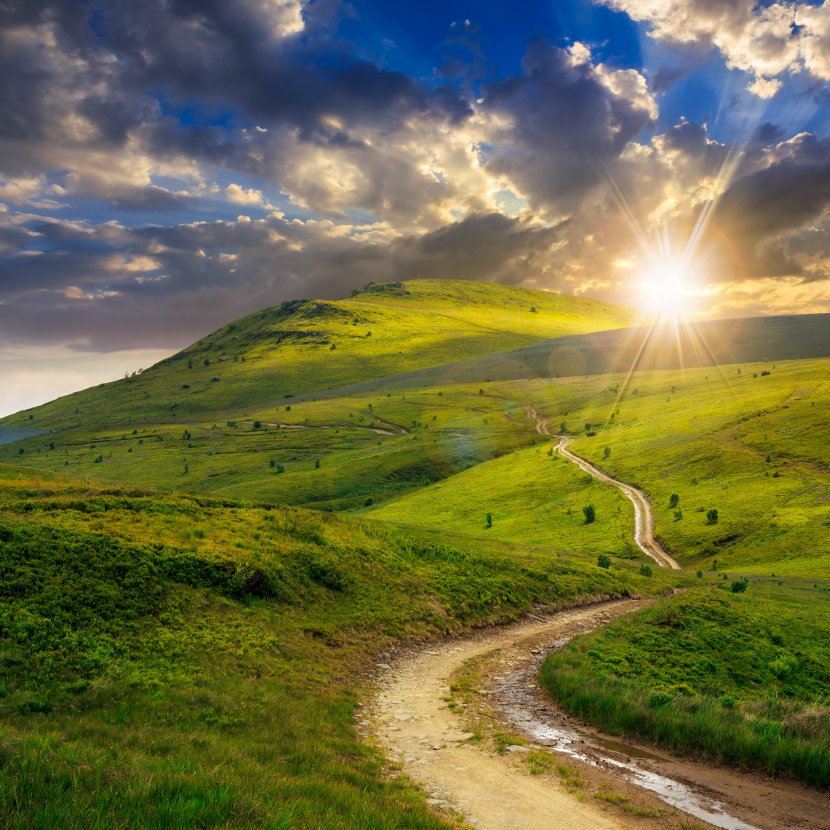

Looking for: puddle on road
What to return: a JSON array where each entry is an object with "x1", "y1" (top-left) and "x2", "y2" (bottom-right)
[{"x1": 495, "y1": 649, "x2": 760, "y2": 830}]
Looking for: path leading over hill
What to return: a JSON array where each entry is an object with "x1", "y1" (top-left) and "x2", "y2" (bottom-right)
[
  {"x1": 522, "y1": 405, "x2": 681, "y2": 570},
  {"x1": 556, "y1": 437, "x2": 681, "y2": 570}
]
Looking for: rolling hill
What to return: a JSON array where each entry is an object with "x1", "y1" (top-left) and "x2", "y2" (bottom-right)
[{"x1": 0, "y1": 280, "x2": 637, "y2": 432}]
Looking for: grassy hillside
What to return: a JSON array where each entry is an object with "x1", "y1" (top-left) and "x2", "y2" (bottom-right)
[
  {"x1": 521, "y1": 358, "x2": 830, "y2": 576},
  {"x1": 0, "y1": 280, "x2": 636, "y2": 432},
  {"x1": 0, "y1": 386, "x2": 543, "y2": 509},
  {"x1": 369, "y1": 440, "x2": 642, "y2": 560},
  {"x1": 540, "y1": 580, "x2": 830, "y2": 787},
  {"x1": 0, "y1": 463, "x2": 681, "y2": 829}
]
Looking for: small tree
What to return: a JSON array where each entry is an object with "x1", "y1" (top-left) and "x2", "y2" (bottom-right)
[
  {"x1": 364, "y1": 497, "x2": 374, "y2": 507},
  {"x1": 731, "y1": 578, "x2": 748, "y2": 593},
  {"x1": 597, "y1": 554, "x2": 611, "y2": 568},
  {"x1": 696, "y1": 570, "x2": 703, "y2": 578},
  {"x1": 560, "y1": 421, "x2": 567, "y2": 433},
  {"x1": 603, "y1": 446, "x2": 611, "y2": 459},
  {"x1": 269, "y1": 459, "x2": 276, "y2": 468},
  {"x1": 669, "y1": 493, "x2": 680, "y2": 508},
  {"x1": 583, "y1": 504, "x2": 596, "y2": 524},
  {"x1": 706, "y1": 508, "x2": 719, "y2": 524},
  {"x1": 486, "y1": 512, "x2": 492, "y2": 528},
  {"x1": 314, "y1": 458, "x2": 321, "y2": 469},
  {"x1": 253, "y1": 421, "x2": 262, "y2": 429}
]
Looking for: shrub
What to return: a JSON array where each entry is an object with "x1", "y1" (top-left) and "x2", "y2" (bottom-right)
[
  {"x1": 276, "y1": 464, "x2": 285, "y2": 474},
  {"x1": 597, "y1": 554, "x2": 611, "y2": 569},
  {"x1": 669, "y1": 493, "x2": 680, "y2": 508},
  {"x1": 696, "y1": 570, "x2": 703, "y2": 579},
  {"x1": 253, "y1": 421, "x2": 262, "y2": 429},
  {"x1": 583, "y1": 504, "x2": 596, "y2": 524},
  {"x1": 485, "y1": 512, "x2": 492, "y2": 528},
  {"x1": 639, "y1": 563, "x2": 653, "y2": 577},
  {"x1": 731, "y1": 578, "x2": 748, "y2": 594},
  {"x1": 603, "y1": 446, "x2": 611, "y2": 458},
  {"x1": 706, "y1": 508, "x2": 719, "y2": 524},
  {"x1": 364, "y1": 497, "x2": 374, "y2": 507}
]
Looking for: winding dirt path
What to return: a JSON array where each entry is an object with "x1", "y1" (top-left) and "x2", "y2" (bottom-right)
[
  {"x1": 370, "y1": 602, "x2": 645, "y2": 830},
  {"x1": 555, "y1": 436, "x2": 681, "y2": 569},
  {"x1": 370, "y1": 602, "x2": 830, "y2": 830},
  {"x1": 522, "y1": 404, "x2": 679, "y2": 569}
]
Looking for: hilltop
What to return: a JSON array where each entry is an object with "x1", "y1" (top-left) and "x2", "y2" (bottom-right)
[{"x1": 0, "y1": 280, "x2": 637, "y2": 432}]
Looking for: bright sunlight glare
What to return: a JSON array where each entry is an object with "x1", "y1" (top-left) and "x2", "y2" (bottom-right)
[{"x1": 640, "y1": 262, "x2": 699, "y2": 317}]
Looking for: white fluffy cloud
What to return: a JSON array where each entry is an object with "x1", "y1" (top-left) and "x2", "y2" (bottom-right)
[{"x1": 602, "y1": 0, "x2": 830, "y2": 96}]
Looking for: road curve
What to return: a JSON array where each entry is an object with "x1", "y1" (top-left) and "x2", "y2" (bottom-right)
[
  {"x1": 369, "y1": 602, "x2": 644, "y2": 830},
  {"x1": 556, "y1": 436, "x2": 681, "y2": 569}
]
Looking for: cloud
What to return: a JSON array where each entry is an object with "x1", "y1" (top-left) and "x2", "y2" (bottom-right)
[
  {"x1": 480, "y1": 41, "x2": 656, "y2": 213},
  {"x1": 601, "y1": 0, "x2": 830, "y2": 96}
]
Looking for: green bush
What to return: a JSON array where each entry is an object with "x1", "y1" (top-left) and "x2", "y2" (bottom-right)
[
  {"x1": 597, "y1": 554, "x2": 611, "y2": 569},
  {"x1": 583, "y1": 504, "x2": 596, "y2": 524}
]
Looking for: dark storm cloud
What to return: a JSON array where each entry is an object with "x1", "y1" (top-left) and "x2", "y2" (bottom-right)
[
  {"x1": 481, "y1": 40, "x2": 655, "y2": 211},
  {"x1": 0, "y1": 211, "x2": 563, "y2": 350},
  {"x1": 0, "y1": 0, "x2": 470, "y2": 190},
  {"x1": 712, "y1": 134, "x2": 830, "y2": 281}
]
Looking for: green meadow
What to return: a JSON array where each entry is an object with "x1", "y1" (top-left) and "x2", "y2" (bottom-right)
[
  {"x1": 522, "y1": 358, "x2": 830, "y2": 576},
  {"x1": 1, "y1": 279, "x2": 830, "y2": 819},
  {"x1": 0, "y1": 463, "x2": 677, "y2": 829}
]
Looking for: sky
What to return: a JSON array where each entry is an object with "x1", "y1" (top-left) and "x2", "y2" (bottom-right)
[{"x1": 2, "y1": 0, "x2": 830, "y2": 416}]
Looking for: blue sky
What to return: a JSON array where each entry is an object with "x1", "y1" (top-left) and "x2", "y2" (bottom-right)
[{"x1": 1, "y1": 0, "x2": 830, "y2": 414}]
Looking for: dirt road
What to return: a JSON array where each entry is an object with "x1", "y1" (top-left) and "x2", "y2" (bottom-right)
[
  {"x1": 370, "y1": 602, "x2": 644, "y2": 830},
  {"x1": 522, "y1": 404, "x2": 680, "y2": 569},
  {"x1": 370, "y1": 601, "x2": 830, "y2": 830},
  {"x1": 555, "y1": 436, "x2": 681, "y2": 569}
]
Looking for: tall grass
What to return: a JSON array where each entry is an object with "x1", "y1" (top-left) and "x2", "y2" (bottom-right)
[
  {"x1": 539, "y1": 663, "x2": 830, "y2": 787},
  {"x1": 539, "y1": 583, "x2": 830, "y2": 788}
]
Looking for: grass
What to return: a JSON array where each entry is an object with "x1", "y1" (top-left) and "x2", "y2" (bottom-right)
[
  {"x1": 370, "y1": 439, "x2": 642, "y2": 560},
  {"x1": 0, "y1": 462, "x2": 676, "y2": 829},
  {"x1": 0, "y1": 280, "x2": 635, "y2": 432},
  {"x1": 0, "y1": 386, "x2": 542, "y2": 509},
  {"x1": 539, "y1": 579, "x2": 830, "y2": 787},
  {"x1": 521, "y1": 358, "x2": 830, "y2": 576}
]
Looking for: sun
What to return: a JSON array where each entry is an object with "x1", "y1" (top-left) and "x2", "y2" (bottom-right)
[{"x1": 639, "y1": 262, "x2": 697, "y2": 317}]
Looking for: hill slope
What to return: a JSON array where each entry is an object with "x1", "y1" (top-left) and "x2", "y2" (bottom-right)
[{"x1": 0, "y1": 280, "x2": 637, "y2": 431}]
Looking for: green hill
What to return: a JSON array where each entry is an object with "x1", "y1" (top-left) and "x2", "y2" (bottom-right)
[{"x1": 0, "y1": 280, "x2": 636, "y2": 432}]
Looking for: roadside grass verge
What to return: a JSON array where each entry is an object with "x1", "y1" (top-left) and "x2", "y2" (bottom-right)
[{"x1": 539, "y1": 580, "x2": 830, "y2": 787}]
